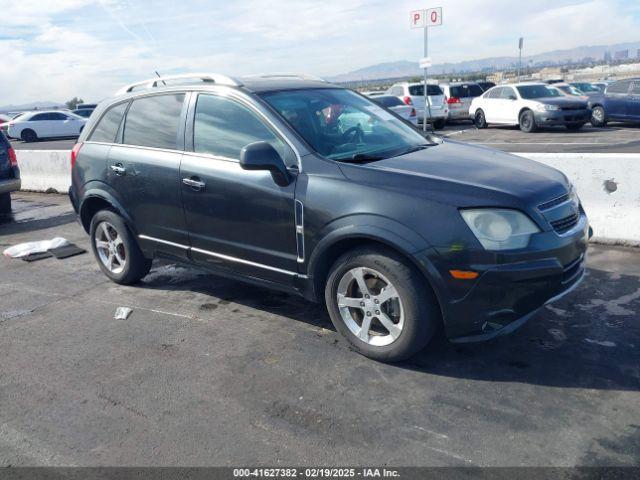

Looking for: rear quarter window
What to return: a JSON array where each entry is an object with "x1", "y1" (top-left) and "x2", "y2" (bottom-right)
[
  {"x1": 89, "y1": 102, "x2": 129, "y2": 143},
  {"x1": 123, "y1": 94, "x2": 186, "y2": 150}
]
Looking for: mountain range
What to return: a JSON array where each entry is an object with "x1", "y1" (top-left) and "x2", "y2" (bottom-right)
[
  {"x1": 327, "y1": 41, "x2": 640, "y2": 82},
  {"x1": 0, "y1": 101, "x2": 66, "y2": 113}
]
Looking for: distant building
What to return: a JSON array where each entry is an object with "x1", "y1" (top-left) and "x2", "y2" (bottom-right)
[
  {"x1": 614, "y1": 50, "x2": 629, "y2": 60},
  {"x1": 604, "y1": 51, "x2": 612, "y2": 63}
]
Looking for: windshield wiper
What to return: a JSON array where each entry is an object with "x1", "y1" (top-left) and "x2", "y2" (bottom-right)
[
  {"x1": 388, "y1": 144, "x2": 430, "y2": 158},
  {"x1": 336, "y1": 153, "x2": 387, "y2": 163}
]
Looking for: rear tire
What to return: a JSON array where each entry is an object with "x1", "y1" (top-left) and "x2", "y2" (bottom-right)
[
  {"x1": 474, "y1": 109, "x2": 488, "y2": 128},
  {"x1": 324, "y1": 247, "x2": 440, "y2": 362},
  {"x1": 90, "y1": 210, "x2": 152, "y2": 285},
  {"x1": 519, "y1": 109, "x2": 537, "y2": 133},
  {"x1": 21, "y1": 129, "x2": 37, "y2": 142},
  {"x1": 433, "y1": 118, "x2": 446, "y2": 130},
  {"x1": 590, "y1": 106, "x2": 606, "y2": 127},
  {"x1": 0, "y1": 193, "x2": 11, "y2": 214}
]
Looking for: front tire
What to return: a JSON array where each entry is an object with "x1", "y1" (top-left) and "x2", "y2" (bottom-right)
[
  {"x1": 324, "y1": 247, "x2": 440, "y2": 362},
  {"x1": 519, "y1": 109, "x2": 537, "y2": 133},
  {"x1": 90, "y1": 210, "x2": 152, "y2": 285},
  {"x1": 21, "y1": 129, "x2": 37, "y2": 142},
  {"x1": 590, "y1": 106, "x2": 606, "y2": 127},
  {"x1": 474, "y1": 109, "x2": 488, "y2": 129}
]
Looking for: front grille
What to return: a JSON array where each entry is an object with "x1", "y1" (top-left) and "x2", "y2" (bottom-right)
[
  {"x1": 538, "y1": 193, "x2": 569, "y2": 211},
  {"x1": 551, "y1": 212, "x2": 580, "y2": 234},
  {"x1": 560, "y1": 105, "x2": 584, "y2": 111}
]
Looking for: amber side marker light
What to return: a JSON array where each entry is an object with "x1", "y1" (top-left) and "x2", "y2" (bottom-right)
[{"x1": 449, "y1": 270, "x2": 479, "y2": 280}]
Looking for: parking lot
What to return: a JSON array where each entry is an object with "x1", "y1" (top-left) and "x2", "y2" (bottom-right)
[
  {"x1": 9, "y1": 122, "x2": 640, "y2": 153},
  {"x1": 0, "y1": 192, "x2": 638, "y2": 466}
]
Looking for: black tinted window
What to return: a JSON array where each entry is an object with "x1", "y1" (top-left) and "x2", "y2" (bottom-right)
[
  {"x1": 89, "y1": 102, "x2": 128, "y2": 143},
  {"x1": 450, "y1": 84, "x2": 484, "y2": 98},
  {"x1": 376, "y1": 96, "x2": 403, "y2": 107},
  {"x1": 30, "y1": 113, "x2": 49, "y2": 121},
  {"x1": 193, "y1": 94, "x2": 287, "y2": 161},
  {"x1": 607, "y1": 80, "x2": 632, "y2": 94},
  {"x1": 50, "y1": 113, "x2": 68, "y2": 120},
  {"x1": 408, "y1": 85, "x2": 442, "y2": 96},
  {"x1": 123, "y1": 94, "x2": 185, "y2": 149}
]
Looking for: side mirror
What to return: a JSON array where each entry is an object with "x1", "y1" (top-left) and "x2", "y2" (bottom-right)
[
  {"x1": 240, "y1": 141, "x2": 291, "y2": 187},
  {"x1": 508, "y1": 95, "x2": 517, "y2": 101}
]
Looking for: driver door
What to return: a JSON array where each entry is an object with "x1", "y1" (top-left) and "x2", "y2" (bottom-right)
[{"x1": 180, "y1": 92, "x2": 299, "y2": 285}]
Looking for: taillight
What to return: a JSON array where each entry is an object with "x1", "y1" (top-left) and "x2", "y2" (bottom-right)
[
  {"x1": 403, "y1": 96, "x2": 413, "y2": 105},
  {"x1": 71, "y1": 142, "x2": 83, "y2": 169},
  {"x1": 410, "y1": 108, "x2": 416, "y2": 117},
  {"x1": 447, "y1": 97, "x2": 462, "y2": 104},
  {"x1": 7, "y1": 147, "x2": 17, "y2": 167}
]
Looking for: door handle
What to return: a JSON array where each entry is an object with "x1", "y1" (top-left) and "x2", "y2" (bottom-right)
[
  {"x1": 110, "y1": 164, "x2": 126, "y2": 175},
  {"x1": 182, "y1": 177, "x2": 206, "y2": 191}
]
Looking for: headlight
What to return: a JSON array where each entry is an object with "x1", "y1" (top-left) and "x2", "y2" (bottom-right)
[
  {"x1": 460, "y1": 209, "x2": 540, "y2": 250},
  {"x1": 535, "y1": 103, "x2": 559, "y2": 112}
]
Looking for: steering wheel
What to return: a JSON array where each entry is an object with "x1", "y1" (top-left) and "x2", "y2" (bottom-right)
[{"x1": 341, "y1": 125, "x2": 364, "y2": 144}]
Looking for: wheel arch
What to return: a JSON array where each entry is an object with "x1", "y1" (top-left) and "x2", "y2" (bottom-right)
[{"x1": 79, "y1": 188, "x2": 134, "y2": 234}]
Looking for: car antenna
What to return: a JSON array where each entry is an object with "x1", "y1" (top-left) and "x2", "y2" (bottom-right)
[{"x1": 154, "y1": 71, "x2": 167, "y2": 86}]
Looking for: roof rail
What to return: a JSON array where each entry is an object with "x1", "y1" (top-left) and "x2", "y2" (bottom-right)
[
  {"x1": 115, "y1": 73, "x2": 243, "y2": 95},
  {"x1": 246, "y1": 73, "x2": 327, "y2": 82}
]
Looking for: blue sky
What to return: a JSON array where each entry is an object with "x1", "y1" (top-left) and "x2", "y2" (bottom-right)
[{"x1": 1, "y1": 0, "x2": 639, "y2": 104}]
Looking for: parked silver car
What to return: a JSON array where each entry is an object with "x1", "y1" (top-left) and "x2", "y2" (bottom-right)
[
  {"x1": 439, "y1": 82, "x2": 484, "y2": 122},
  {"x1": 385, "y1": 82, "x2": 447, "y2": 129},
  {"x1": 367, "y1": 94, "x2": 419, "y2": 125}
]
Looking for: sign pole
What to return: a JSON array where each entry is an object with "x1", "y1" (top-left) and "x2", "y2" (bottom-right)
[{"x1": 423, "y1": 27, "x2": 433, "y2": 132}]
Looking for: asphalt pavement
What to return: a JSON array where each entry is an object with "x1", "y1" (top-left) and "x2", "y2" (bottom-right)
[
  {"x1": 0, "y1": 192, "x2": 639, "y2": 466},
  {"x1": 8, "y1": 122, "x2": 640, "y2": 153}
]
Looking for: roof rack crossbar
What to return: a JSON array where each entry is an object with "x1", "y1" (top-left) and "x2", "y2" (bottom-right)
[
  {"x1": 247, "y1": 73, "x2": 327, "y2": 82},
  {"x1": 116, "y1": 73, "x2": 243, "y2": 95}
]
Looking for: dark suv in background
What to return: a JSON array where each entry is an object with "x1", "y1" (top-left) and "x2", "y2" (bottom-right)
[
  {"x1": 589, "y1": 78, "x2": 640, "y2": 126},
  {"x1": 0, "y1": 131, "x2": 20, "y2": 214},
  {"x1": 70, "y1": 73, "x2": 589, "y2": 362}
]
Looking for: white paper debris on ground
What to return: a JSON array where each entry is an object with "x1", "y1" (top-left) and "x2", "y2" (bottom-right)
[
  {"x1": 2, "y1": 238, "x2": 70, "y2": 258},
  {"x1": 114, "y1": 307, "x2": 133, "y2": 320}
]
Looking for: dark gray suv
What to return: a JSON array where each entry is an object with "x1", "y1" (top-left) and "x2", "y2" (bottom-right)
[{"x1": 70, "y1": 73, "x2": 590, "y2": 362}]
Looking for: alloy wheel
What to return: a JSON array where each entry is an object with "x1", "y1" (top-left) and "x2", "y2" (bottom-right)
[
  {"x1": 94, "y1": 221, "x2": 126, "y2": 274},
  {"x1": 336, "y1": 267, "x2": 404, "y2": 347}
]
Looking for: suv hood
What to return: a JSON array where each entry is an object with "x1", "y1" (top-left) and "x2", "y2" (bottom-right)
[{"x1": 339, "y1": 139, "x2": 569, "y2": 206}]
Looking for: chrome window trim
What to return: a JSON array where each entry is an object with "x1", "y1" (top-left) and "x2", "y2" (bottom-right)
[{"x1": 139, "y1": 234, "x2": 298, "y2": 277}]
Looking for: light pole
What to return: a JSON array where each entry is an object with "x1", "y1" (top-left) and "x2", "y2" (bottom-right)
[{"x1": 517, "y1": 37, "x2": 523, "y2": 82}]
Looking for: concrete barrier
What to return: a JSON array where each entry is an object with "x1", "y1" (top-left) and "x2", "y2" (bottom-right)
[
  {"x1": 515, "y1": 153, "x2": 640, "y2": 247},
  {"x1": 16, "y1": 150, "x2": 71, "y2": 193},
  {"x1": 14, "y1": 150, "x2": 640, "y2": 245}
]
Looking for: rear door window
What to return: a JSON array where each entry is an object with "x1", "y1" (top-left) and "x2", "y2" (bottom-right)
[
  {"x1": 450, "y1": 84, "x2": 484, "y2": 98},
  {"x1": 193, "y1": 94, "x2": 292, "y2": 164},
  {"x1": 607, "y1": 80, "x2": 632, "y2": 94},
  {"x1": 409, "y1": 85, "x2": 443, "y2": 96},
  {"x1": 89, "y1": 102, "x2": 128, "y2": 143},
  {"x1": 123, "y1": 94, "x2": 185, "y2": 150}
]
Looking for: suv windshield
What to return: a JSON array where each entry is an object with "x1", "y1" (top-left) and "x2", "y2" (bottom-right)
[
  {"x1": 408, "y1": 85, "x2": 442, "y2": 96},
  {"x1": 516, "y1": 85, "x2": 562, "y2": 99},
  {"x1": 261, "y1": 88, "x2": 428, "y2": 162},
  {"x1": 572, "y1": 83, "x2": 599, "y2": 93}
]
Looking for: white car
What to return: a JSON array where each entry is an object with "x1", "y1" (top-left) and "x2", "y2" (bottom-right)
[
  {"x1": 469, "y1": 83, "x2": 591, "y2": 132},
  {"x1": 385, "y1": 82, "x2": 448, "y2": 129},
  {"x1": 368, "y1": 94, "x2": 419, "y2": 125},
  {"x1": 7, "y1": 110, "x2": 86, "y2": 142}
]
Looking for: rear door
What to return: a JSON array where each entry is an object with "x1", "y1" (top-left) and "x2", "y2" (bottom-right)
[
  {"x1": 605, "y1": 80, "x2": 632, "y2": 119},
  {"x1": 107, "y1": 92, "x2": 190, "y2": 259},
  {"x1": 482, "y1": 87, "x2": 504, "y2": 123},
  {"x1": 497, "y1": 86, "x2": 519, "y2": 123},
  {"x1": 180, "y1": 92, "x2": 299, "y2": 285},
  {"x1": 628, "y1": 81, "x2": 640, "y2": 121}
]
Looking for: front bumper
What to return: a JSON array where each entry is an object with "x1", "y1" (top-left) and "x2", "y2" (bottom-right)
[
  {"x1": 534, "y1": 109, "x2": 591, "y2": 126},
  {"x1": 419, "y1": 213, "x2": 590, "y2": 342}
]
